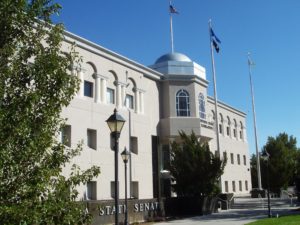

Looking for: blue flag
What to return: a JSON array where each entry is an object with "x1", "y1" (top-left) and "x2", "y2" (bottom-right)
[
  {"x1": 169, "y1": 4, "x2": 179, "y2": 14},
  {"x1": 210, "y1": 28, "x2": 221, "y2": 53}
]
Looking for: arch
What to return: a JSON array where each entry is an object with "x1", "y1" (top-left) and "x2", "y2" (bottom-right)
[
  {"x1": 86, "y1": 61, "x2": 97, "y2": 74},
  {"x1": 108, "y1": 70, "x2": 118, "y2": 82},
  {"x1": 125, "y1": 78, "x2": 136, "y2": 110},
  {"x1": 198, "y1": 93, "x2": 206, "y2": 119},
  {"x1": 176, "y1": 89, "x2": 190, "y2": 117}
]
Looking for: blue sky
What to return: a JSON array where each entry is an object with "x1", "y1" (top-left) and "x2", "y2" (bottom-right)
[{"x1": 53, "y1": 0, "x2": 300, "y2": 155}]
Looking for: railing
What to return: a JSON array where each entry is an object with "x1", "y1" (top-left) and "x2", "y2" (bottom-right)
[
  {"x1": 281, "y1": 190, "x2": 294, "y2": 206},
  {"x1": 258, "y1": 193, "x2": 265, "y2": 209},
  {"x1": 217, "y1": 195, "x2": 234, "y2": 210}
]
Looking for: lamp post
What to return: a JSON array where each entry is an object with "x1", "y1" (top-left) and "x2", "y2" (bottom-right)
[
  {"x1": 261, "y1": 150, "x2": 271, "y2": 218},
  {"x1": 121, "y1": 147, "x2": 130, "y2": 225},
  {"x1": 106, "y1": 109, "x2": 126, "y2": 225}
]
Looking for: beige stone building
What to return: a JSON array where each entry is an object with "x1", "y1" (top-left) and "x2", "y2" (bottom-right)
[{"x1": 60, "y1": 31, "x2": 252, "y2": 203}]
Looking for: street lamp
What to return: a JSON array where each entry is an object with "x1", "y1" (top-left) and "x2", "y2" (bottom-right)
[
  {"x1": 106, "y1": 109, "x2": 126, "y2": 225},
  {"x1": 261, "y1": 150, "x2": 271, "y2": 218},
  {"x1": 121, "y1": 147, "x2": 130, "y2": 225}
]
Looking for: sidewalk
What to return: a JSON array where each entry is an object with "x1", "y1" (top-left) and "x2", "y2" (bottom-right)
[{"x1": 152, "y1": 206, "x2": 299, "y2": 225}]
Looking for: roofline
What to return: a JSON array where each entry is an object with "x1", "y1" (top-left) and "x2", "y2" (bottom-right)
[
  {"x1": 63, "y1": 30, "x2": 163, "y2": 81},
  {"x1": 207, "y1": 96, "x2": 246, "y2": 117}
]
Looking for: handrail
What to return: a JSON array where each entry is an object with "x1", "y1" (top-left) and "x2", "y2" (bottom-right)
[
  {"x1": 217, "y1": 196, "x2": 234, "y2": 210},
  {"x1": 281, "y1": 190, "x2": 293, "y2": 206},
  {"x1": 258, "y1": 193, "x2": 264, "y2": 209}
]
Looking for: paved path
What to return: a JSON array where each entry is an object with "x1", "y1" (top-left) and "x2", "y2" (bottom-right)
[{"x1": 153, "y1": 206, "x2": 299, "y2": 225}]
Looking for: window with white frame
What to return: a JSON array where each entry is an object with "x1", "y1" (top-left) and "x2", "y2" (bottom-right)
[
  {"x1": 106, "y1": 88, "x2": 115, "y2": 104},
  {"x1": 198, "y1": 93, "x2": 206, "y2": 119},
  {"x1": 176, "y1": 89, "x2": 190, "y2": 117},
  {"x1": 86, "y1": 181, "x2": 97, "y2": 200},
  {"x1": 61, "y1": 125, "x2": 71, "y2": 147},
  {"x1": 84, "y1": 80, "x2": 93, "y2": 97},
  {"x1": 87, "y1": 129, "x2": 97, "y2": 150},
  {"x1": 125, "y1": 94, "x2": 134, "y2": 109}
]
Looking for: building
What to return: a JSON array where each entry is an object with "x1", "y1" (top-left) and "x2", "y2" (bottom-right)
[{"x1": 60, "y1": 31, "x2": 252, "y2": 207}]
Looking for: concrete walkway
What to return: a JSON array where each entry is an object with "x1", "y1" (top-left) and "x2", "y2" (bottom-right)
[{"x1": 153, "y1": 206, "x2": 299, "y2": 225}]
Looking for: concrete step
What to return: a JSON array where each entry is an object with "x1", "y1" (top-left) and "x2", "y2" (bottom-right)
[{"x1": 231, "y1": 197, "x2": 297, "y2": 210}]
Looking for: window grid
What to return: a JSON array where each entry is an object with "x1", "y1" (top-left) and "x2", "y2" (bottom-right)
[{"x1": 176, "y1": 89, "x2": 190, "y2": 117}]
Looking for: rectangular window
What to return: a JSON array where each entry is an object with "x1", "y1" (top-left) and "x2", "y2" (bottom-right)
[
  {"x1": 219, "y1": 124, "x2": 223, "y2": 134},
  {"x1": 240, "y1": 130, "x2": 243, "y2": 139},
  {"x1": 87, "y1": 129, "x2": 97, "y2": 150},
  {"x1": 84, "y1": 80, "x2": 93, "y2": 97},
  {"x1": 226, "y1": 126, "x2": 230, "y2": 136},
  {"x1": 125, "y1": 94, "x2": 134, "y2": 109},
  {"x1": 86, "y1": 181, "x2": 97, "y2": 200},
  {"x1": 245, "y1": 180, "x2": 248, "y2": 191},
  {"x1": 243, "y1": 155, "x2": 247, "y2": 165},
  {"x1": 130, "y1": 136, "x2": 138, "y2": 154},
  {"x1": 239, "y1": 180, "x2": 242, "y2": 191},
  {"x1": 61, "y1": 125, "x2": 71, "y2": 147},
  {"x1": 131, "y1": 181, "x2": 139, "y2": 199},
  {"x1": 237, "y1": 154, "x2": 241, "y2": 165},
  {"x1": 110, "y1": 181, "x2": 119, "y2": 199},
  {"x1": 106, "y1": 88, "x2": 115, "y2": 104},
  {"x1": 233, "y1": 129, "x2": 237, "y2": 138},
  {"x1": 232, "y1": 181, "x2": 236, "y2": 192},
  {"x1": 225, "y1": 181, "x2": 229, "y2": 192},
  {"x1": 223, "y1": 152, "x2": 227, "y2": 161},
  {"x1": 230, "y1": 153, "x2": 234, "y2": 164}
]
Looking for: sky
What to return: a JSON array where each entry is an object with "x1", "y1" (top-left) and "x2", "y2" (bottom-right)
[{"x1": 53, "y1": 0, "x2": 300, "y2": 155}]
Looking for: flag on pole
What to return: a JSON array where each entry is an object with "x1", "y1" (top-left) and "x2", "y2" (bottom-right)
[
  {"x1": 210, "y1": 28, "x2": 221, "y2": 53},
  {"x1": 169, "y1": 2, "x2": 179, "y2": 14}
]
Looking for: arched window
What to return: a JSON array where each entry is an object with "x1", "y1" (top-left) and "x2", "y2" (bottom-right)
[
  {"x1": 240, "y1": 122, "x2": 244, "y2": 140},
  {"x1": 226, "y1": 116, "x2": 231, "y2": 136},
  {"x1": 233, "y1": 119, "x2": 237, "y2": 138},
  {"x1": 198, "y1": 93, "x2": 206, "y2": 119},
  {"x1": 176, "y1": 89, "x2": 190, "y2": 117},
  {"x1": 219, "y1": 113, "x2": 223, "y2": 134}
]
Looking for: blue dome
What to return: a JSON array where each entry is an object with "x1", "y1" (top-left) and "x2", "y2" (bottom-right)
[{"x1": 155, "y1": 52, "x2": 192, "y2": 64}]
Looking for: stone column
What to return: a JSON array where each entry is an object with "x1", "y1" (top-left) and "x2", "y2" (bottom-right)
[
  {"x1": 116, "y1": 83, "x2": 122, "y2": 108},
  {"x1": 135, "y1": 90, "x2": 140, "y2": 113},
  {"x1": 140, "y1": 91, "x2": 144, "y2": 114},
  {"x1": 94, "y1": 74, "x2": 100, "y2": 103},
  {"x1": 78, "y1": 69, "x2": 84, "y2": 97},
  {"x1": 101, "y1": 78, "x2": 107, "y2": 103}
]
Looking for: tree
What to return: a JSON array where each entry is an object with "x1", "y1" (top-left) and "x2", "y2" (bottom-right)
[
  {"x1": 250, "y1": 154, "x2": 258, "y2": 188},
  {"x1": 261, "y1": 133, "x2": 298, "y2": 194},
  {"x1": 170, "y1": 131, "x2": 226, "y2": 197},
  {"x1": 0, "y1": 0, "x2": 100, "y2": 224}
]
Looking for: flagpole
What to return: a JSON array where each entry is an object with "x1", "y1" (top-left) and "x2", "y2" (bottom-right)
[
  {"x1": 209, "y1": 20, "x2": 221, "y2": 157},
  {"x1": 247, "y1": 52, "x2": 262, "y2": 190},
  {"x1": 169, "y1": 0, "x2": 174, "y2": 52}
]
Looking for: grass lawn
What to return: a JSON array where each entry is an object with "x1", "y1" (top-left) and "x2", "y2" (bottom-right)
[{"x1": 246, "y1": 214, "x2": 300, "y2": 225}]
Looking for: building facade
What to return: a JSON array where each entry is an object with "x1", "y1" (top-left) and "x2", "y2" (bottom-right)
[{"x1": 60, "y1": 31, "x2": 252, "y2": 204}]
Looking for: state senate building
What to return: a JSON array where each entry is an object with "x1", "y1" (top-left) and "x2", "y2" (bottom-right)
[{"x1": 60, "y1": 30, "x2": 252, "y2": 221}]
